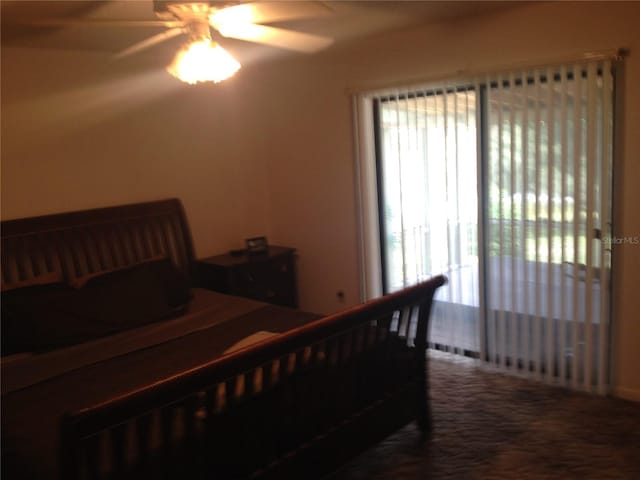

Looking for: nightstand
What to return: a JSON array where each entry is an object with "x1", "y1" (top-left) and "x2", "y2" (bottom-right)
[{"x1": 197, "y1": 246, "x2": 298, "y2": 308}]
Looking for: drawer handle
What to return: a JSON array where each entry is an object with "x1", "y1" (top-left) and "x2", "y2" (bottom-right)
[{"x1": 280, "y1": 264, "x2": 288, "y2": 273}]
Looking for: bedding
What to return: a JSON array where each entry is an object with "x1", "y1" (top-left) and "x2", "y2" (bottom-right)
[
  {"x1": 3, "y1": 289, "x2": 264, "y2": 393},
  {"x1": 1, "y1": 268, "x2": 63, "y2": 292},
  {"x1": 1, "y1": 258, "x2": 191, "y2": 355},
  {"x1": 1, "y1": 289, "x2": 320, "y2": 479},
  {"x1": 224, "y1": 330, "x2": 280, "y2": 354}
]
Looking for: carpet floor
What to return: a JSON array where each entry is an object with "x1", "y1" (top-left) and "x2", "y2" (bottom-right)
[{"x1": 326, "y1": 351, "x2": 640, "y2": 480}]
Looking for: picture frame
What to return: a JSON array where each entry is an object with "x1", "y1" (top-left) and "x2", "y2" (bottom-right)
[{"x1": 246, "y1": 236, "x2": 269, "y2": 255}]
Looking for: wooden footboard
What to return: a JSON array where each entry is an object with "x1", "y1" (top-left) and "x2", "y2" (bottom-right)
[{"x1": 59, "y1": 276, "x2": 445, "y2": 480}]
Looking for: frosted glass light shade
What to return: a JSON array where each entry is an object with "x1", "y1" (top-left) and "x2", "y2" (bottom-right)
[{"x1": 168, "y1": 39, "x2": 240, "y2": 84}]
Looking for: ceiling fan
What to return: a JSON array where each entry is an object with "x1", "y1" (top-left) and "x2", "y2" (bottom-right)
[{"x1": 30, "y1": 1, "x2": 335, "y2": 84}]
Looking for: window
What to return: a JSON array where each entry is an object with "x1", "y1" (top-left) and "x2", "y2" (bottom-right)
[{"x1": 355, "y1": 57, "x2": 616, "y2": 392}]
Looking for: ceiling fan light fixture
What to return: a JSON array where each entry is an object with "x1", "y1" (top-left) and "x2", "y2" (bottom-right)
[{"x1": 167, "y1": 38, "x2": 240, "y2": 85}]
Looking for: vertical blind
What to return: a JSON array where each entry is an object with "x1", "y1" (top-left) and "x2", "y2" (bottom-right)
[
  {"x1": 358, "y1": 56, "x2": 615, "y2": 393},
  {"x1": 483, "y1": 61, "x2": 613, "y2": 393},
  {"x1": 375, "y1": 87, "x2": 480, "y2": 357}
]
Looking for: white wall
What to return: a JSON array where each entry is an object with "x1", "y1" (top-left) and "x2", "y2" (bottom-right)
[
  {"x1": 1, "y1": 47, "x2": 273, "y2": 257},
  {"x1": 251, "y1": 2, "x2": 640, "y2": 400}
]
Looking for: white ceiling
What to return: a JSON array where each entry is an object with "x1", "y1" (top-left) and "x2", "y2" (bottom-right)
[{"x1": 1, "y1": 1, "x2": 525, "y2": 65}]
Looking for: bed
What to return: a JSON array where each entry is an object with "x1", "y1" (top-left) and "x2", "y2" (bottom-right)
[{"x1": 1, "y1": 198, "x2": 445, "y2": 480}]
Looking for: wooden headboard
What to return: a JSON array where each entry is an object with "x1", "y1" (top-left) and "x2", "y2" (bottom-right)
[{"x1": 1, "y1": 199, "x2": 196, "y2": 286}]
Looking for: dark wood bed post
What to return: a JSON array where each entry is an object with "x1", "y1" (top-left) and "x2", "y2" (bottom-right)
[
  {"x1": 59, "y1": 414, "x2": 78, "y2": 480},
  {"x1": 415, "y1": 285, "x2": 440, "y2": 437}
]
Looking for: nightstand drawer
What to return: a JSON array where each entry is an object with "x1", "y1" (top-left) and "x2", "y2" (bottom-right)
[{"x1": 197, "y1": 246, "x2": 297, "y2": 308}]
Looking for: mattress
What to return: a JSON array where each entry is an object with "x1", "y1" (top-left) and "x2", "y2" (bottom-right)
[{"x1": 1, "y1": 289, "x2": 319, "y2": 479}]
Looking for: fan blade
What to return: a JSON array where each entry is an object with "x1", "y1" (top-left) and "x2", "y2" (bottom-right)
[
  {"x1": 216, "y1": 24, "x2": 333, "y2": 53},
  {"x1": 211, "y1": 2, "x2": 332, "y2": 25},
  {"x1": 27, "y1": 19, "x2": 184, "y2": 28},
  {"x1": 114, "y1": 27, "x2": 185, "y2": 58}
]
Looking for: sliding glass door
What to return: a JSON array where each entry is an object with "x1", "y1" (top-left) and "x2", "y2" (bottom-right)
[
  {"x1": 484, "y1": 65, "x2": 612, "y2": 389},
  {"x1": 375, "y1": 88, "x2": 480, "y2": 355},
  {"x1": 371, "y1": 59, "x2": 614, "y2": 392}
]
